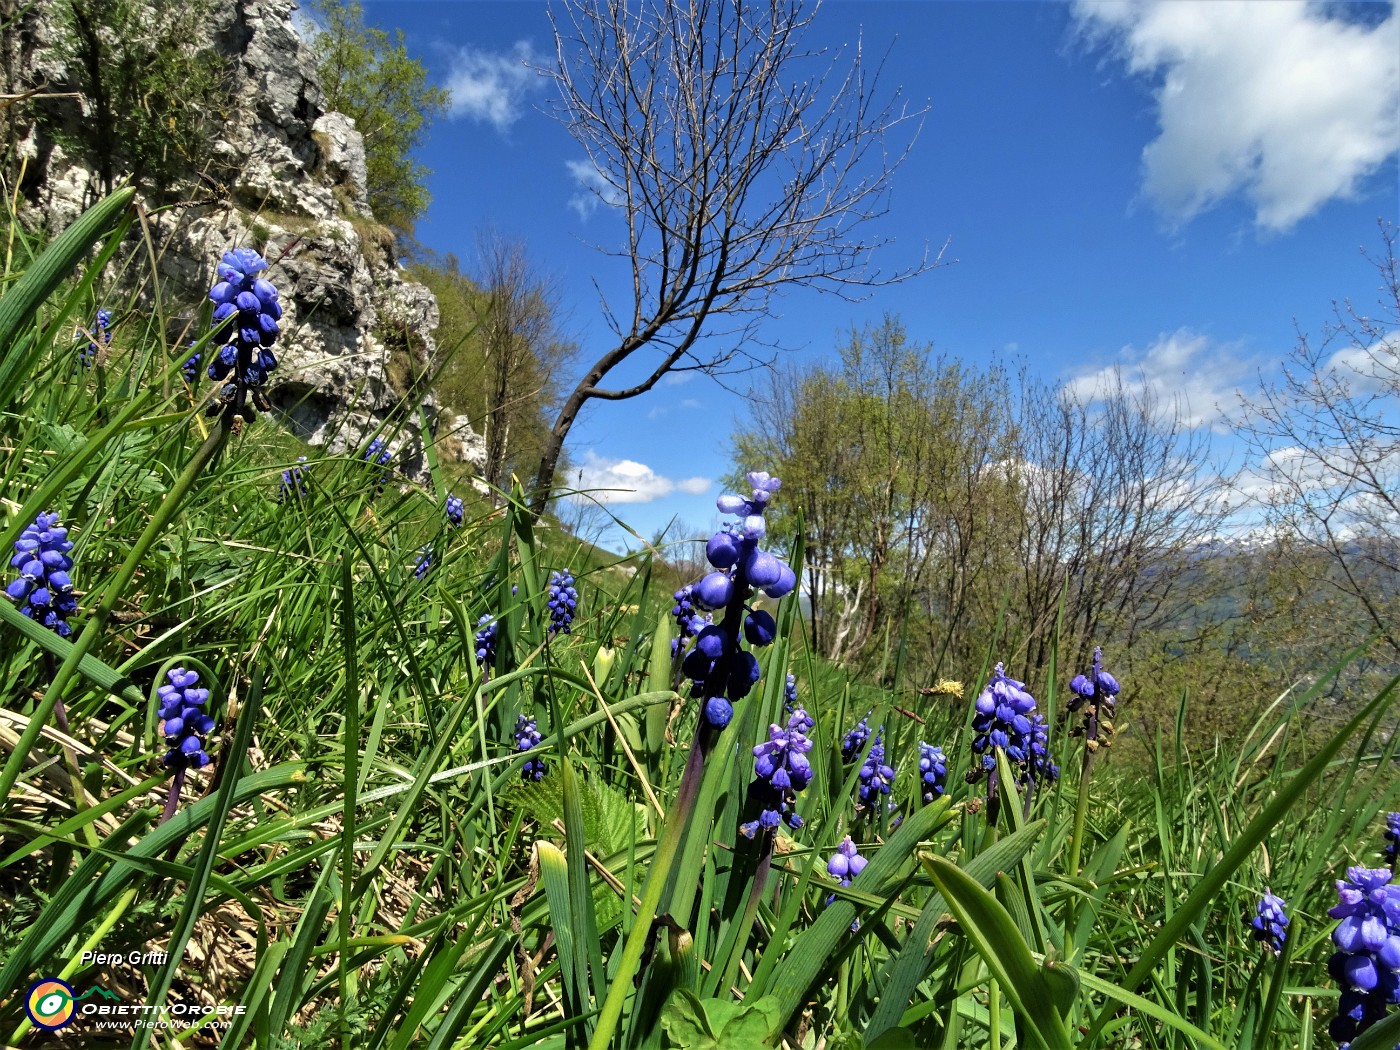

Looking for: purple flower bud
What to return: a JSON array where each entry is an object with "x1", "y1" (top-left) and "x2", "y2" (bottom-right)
[
  {"x1": 744, "y1": 609, "x2": 777, "y2": 646},
  {"x1": 706, "y1": 531, "x2": 740, "y2": 568},
  {"x1": 745, "y1": 549, "x2": 782, "y2": 588},
  {"x1": 695, "y1": 571, "x2": 734, "y2": 609}
]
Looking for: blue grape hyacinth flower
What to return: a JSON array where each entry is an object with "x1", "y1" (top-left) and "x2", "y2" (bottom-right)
[
  {"x1": 1383, "y1": 812, "x2": 1399, "y2": 872},
  {"x1": 1027, "y1": 713, "x2": 1059, "y2": 786},
  {"x1": 826, "y1": 836, "x2": 868, "y2": 930},
  {"x1": 857, "y1": 730, "x2": 896, "y2": 808},
  {"x1": 546, "y1": 570, "x2": 578, "y2": 636},
  {"x1": 414, "y1": 545, "x2": 434, "y2": 580},
  {"x1": 918, "y1": 742, "x2": 948, "y2": 804},
  {"x1": 278, "y1": 456, "x2": 310, "y2": 503},
  {"x1": 1252, "y1": 890, "x2": 1289, "y2": 955},
  {"x1": 445, "y1": 494, "x2": 464, "y2": 527},
  {"x1": 1069, "y1": 645, "x2": 1119, "y2": 757},
  {"x1": 971, "y1": 663, "x2": 1038, "y2": 772},
  {"x1": 676, "y1": 470, "x2": 797, "y2": 733},
  {"x1": 475, "y1": 615, "x2": 498, "y2": 673},
  {"x1": 78, "y1": 308, "x2": 112, "y2": 367},
  {"x1": 158, "y1": 667, "x2": 215, "y2": 772},
  {"x1": 740, "y1": 707, "x2": 814, "y2": 838},
  {"x1": 7, "y1": 512, "x2": 78, "y2": 638},
  {"x1": 206, "y1": 248, "x2": 281, "y2": 421},
  {"x1": 514, "y1": 714, "x2": 546, "y2": 781},
  {"x1": 841, "y1": 714, "x2": 871, "y2": 764},
  {"x1": 1327, "y1": 865, "x2": 1400, "y2": 1048},
  {"x1": 181, "y1": 342, "x2": 201, "y2": 385},
  {"x1": 364, "y1": 437, "x2": 392, "y2": 496},
  {"x1": 670, "y1": 582, "x2": 710, "y2": 658}
]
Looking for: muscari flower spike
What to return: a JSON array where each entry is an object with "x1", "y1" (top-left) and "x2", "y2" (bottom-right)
[
  {"x1": 278, "y1": 456, "x2": 310, "y2": 503},
  {"x1": 546, "y1": 570, "x2": 578, "y2": 635},
  {"x1": 181, "y1": 344, "x2": 201, "y2": 385},
  {"x1": 514, "y1": 714, "x2": 546, "y2": 782},
  {"x1": 475, "y1": 615, "x2": 498, "y2": 672},
  {"x1": 784, "y1": 672, "x2": 798, "y2": 711},
  {"x1": 1027, "y1": 713, "x2": 1059, "y2": 786},
  {"x1": 78, "y1": 308, "x2": 112, "y2": 368},
  {"x1": 414, "y1": 545, "x2": 434, "y2": 580},
  {"x1": 1383, "y1": 813, "x2": 1399, "y2": 872},
  {"x1": 677, "y1": 471, "x2": 796, "y2": 732},
  {"x1": 826, "y1": 836, "x2": 868, "y2": 930},
  {"x1": 445, "y1": 494, "x2": 464, "y2": 528},
  {"x1": 6, "y1": 512, "x2": 78, "y2": 638},
  {"x1": 841, "y1": 715, "x2": 871, "y2": 764},
  {"x1": 1327, "y1": 865, "x2": 1400, "y2": 1047},
  {"x1": 1070, "y1": 646, "x2": 1119, "y2": 756},
  {"x1": 671, "y1": 583, "x2": 710, "y2": 658},
  {"x1": 364, "y1": 437, "x2": 392, "y2": 495},
  {"x1": 857, "y1": 730, "x2": 896, "y2": 808},
  {"x1": 1252, "y1": 890, "x2": 1289, "y2": 955},
  {"x1": 740, "y1": 707, "x2": 814, "y2": 838},
  {"x1": 205, "y1": 248, "x2": 281, "y2": 421},
  {"x1": 971, "y1": 663, "x2": 1038, "y2": 773},
  {"x1": 158, "y1": 667, "x2": 215, "y2": 771},
  {"x1": 919, "y1": 742, "x2": 948, "y2": 804}
]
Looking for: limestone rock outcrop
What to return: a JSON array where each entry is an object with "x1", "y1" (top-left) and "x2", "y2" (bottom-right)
[{"x1": 4, "y1": 0, "x2": 484, "y2": 483}]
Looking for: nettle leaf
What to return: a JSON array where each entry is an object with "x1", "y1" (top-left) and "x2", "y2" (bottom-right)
[
  {"x1": 511, "y1": 769, "x2": 647, "y2": 858},
  {"x1": 660, "y1": 991, "x2": 780, "y2": 1049}
]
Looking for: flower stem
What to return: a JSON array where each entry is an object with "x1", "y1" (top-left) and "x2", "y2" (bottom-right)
[{"x1": 588, "y1": 727, "x2": 707, "y2": 1050}]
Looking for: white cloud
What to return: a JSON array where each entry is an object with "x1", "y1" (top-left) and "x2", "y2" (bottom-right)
[
  {"x1": 445, "y1": 42, "x2": 541, "y2": 131},
  {"x1": 1074, "y1": 0, "x2": 1400, "y2": 231},
  {"x1": 568, "y1": 451, "x2": 711, "y2": 505},
  {"x1": 1325, "y1": 331, "x2": 1400, "y2": 394},
  {"x1": 566, "y1": 159, "x2": 624, "y2": 219},
  {"x1": 1063, "y1": 328, "x2": 1257, "y2": 428}
]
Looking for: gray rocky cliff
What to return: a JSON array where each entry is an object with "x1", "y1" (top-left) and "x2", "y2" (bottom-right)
[{"x1": 5, "y1": 0, "x2": 485, "y2": 483}]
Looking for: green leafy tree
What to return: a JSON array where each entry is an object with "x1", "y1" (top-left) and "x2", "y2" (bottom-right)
[
  {"x1": 309, "y1": 0, "x2": 448, "y2": 236},
  {"x1": 45, "y1": 0, "x2": 230, "y2": 195}
]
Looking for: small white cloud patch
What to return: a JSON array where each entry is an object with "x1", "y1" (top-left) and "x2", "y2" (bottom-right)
[
  {"x1": 566, "y1": 159, "x2": 624, "y2": 219},
  {"x1": 1063, "y1": 327, "x2": 1257, "y2": 429},
  {"x1": 569, "y1": 451, "x2": 711, "y2": 505},
  {"x1": 1074, "y1": 0, "x2": 1399, "y2": 231},
  {"x1": 445, "y1": 41, "x2": 540, "y2": 131}
]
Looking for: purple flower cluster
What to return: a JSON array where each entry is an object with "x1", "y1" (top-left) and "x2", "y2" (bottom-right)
[
  {"x1": 181, "y1": 343, "x2": 201, "y2": 385},
  {"x1": 414, "y1": 545, "x2": 434, "y2": 580},
  {"x1": 514, "y1": 714, "x2": 546, "y2": 781},
  {"x1": 445, "y1": 494, "x2": 464, "y2": 527},
  {"x1": 784, "y1": 672, "x2": 798, "y2": 711},
  {"x1": 6, "y1": 512, "x2": 78, "y2": 637},
  {"x1": 740, "y1": 707, "x2": 814, "y2": 838},
  {"x1": 918, "y1": 742, "x2": 948, "y2": 804},
  {"x1": 1028, "y1": 714, "x2": 1058, "y2": 786},
  {"x1": 670, "y1": 583, "x2": 710, "y2": 658},
  {"x1": 206, "y1": 248, "x2": 281, "y2": 420},
  {"x1": 278, "y1": 456, "x2": 309, "y2": 503},
  {"x1": 1252, "y1": 890, "x2": 1289, "y2": 955},
  {"x1": 78, "y1": 308, "x2": 112, "y2": 367},
  {"x1": 827, "y1": 836, "x2": 868, "y2": 929},
  {"x1": 1327, "y1": 866, "x2": 1400, "y2": 1047},
  {"x1": 971, "y1": 664, "x2": 1038, "y2": 772},
  {"x1": 1384, "y1": 813, "x2": 1399, "y2": 872},
  {"x1": 546, "y1": 571, "x2": 577, "y2": 635},
  {"x1": 158, "y1": 668, "x2": 215, "y2": 770},
  {"x1": 475, "y1": 615, "x2": 498, "y2": 671},
  {"x1": 841, "y1": 715, "x2": 871, "y2": 764},
  {"x1": 857, "y1": 731, "x2": 895, "y2": 808},
  {"x1": 677, "y1": 471, "x2": 796, "y2": 731},
  {"x1": 1070, "y1": 646, "x2": 1119, "y2": 755},
  {"x1": 364, "y1": 438, "x2": 392, "y2": 495}
]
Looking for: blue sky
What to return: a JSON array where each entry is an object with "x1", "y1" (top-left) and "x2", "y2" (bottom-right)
[{"x1": 357, "y1": 0, "x2": 1399, "y2": 550}]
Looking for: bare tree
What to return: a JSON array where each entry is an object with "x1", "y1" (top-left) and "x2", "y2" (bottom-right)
[
  {"x1": 531, "y1": 0, "x2": 929, "y2": 515},
  {"x1": 475, "y1": 234, "x2": 573, "y2": 498},
  {"x1": 1237, "y1": 220, "x2": 1400, "y2": 651}
]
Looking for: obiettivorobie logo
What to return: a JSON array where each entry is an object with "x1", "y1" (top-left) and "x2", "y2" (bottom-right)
[{"x1": 24, "y1": 978, "x2": 77, "y2": 1030}]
